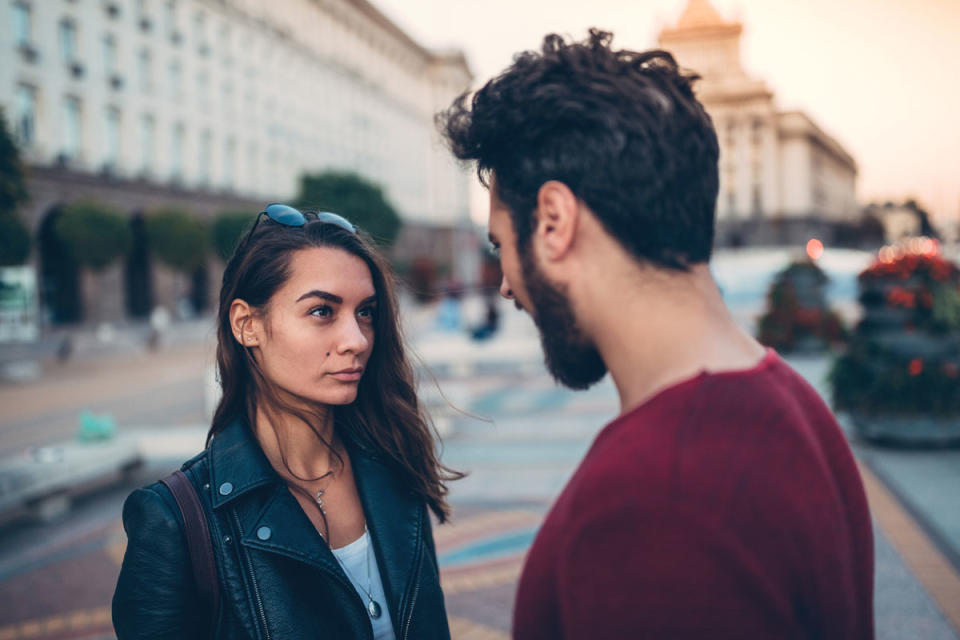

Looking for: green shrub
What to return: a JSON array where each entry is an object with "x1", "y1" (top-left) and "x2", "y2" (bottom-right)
[
  {"x1": 210, "y1": 210, "x2": 253, "y2": 262},
  {"x1": 56, "y1": 201, "x2": 131, "y2": 271},
  {"x1": 145, "y1": 208, "x2": 207, "y2": 273},
  {"x1": 294, "y1": 171, "x2": 401, "y2": 247}
]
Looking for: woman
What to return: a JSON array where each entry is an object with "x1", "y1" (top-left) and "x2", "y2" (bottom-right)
[{"x1": 113, "y1": 204, "x2": 459, "y2": 639}]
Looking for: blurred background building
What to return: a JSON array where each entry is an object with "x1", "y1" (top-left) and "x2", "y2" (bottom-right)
[
  {"x1": 0, "y1": 0, "x2": 473, "y2": 325},
  {"x1": 659, "y1": 0, "x2": 860, "y2": 247}
]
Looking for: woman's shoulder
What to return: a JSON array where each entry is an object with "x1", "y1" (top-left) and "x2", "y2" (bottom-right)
[{"x1": 122, "y1": 448, "x2": 212, "y2": 529}]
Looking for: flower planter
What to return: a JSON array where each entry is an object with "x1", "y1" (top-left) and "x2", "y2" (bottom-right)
[
  {"x1": 866, "y1": 331, "x2": 960, "y2": 359},
  {"x1": 849, "y1": 410, "x2": 960, "y2": 447}
]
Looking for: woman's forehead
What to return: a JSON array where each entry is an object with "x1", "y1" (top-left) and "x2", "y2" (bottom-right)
[{"x1": 283, "y1": 247, "x2": 376, "y2": 301}]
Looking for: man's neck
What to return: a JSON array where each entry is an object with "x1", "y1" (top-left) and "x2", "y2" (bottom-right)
[{"x1": 579, "y1": 263, "x2": 766, "y2": 416}]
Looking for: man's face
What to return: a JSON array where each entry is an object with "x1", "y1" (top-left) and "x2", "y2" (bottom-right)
[{"x1": 487, "y1": 182, "x2": 607, "y2": 390}]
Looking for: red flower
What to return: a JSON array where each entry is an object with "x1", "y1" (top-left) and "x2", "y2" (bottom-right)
[
  {"x1": 909, "y1": 358, "x2": 924, "y2": 376},
  {"x1": 887, "y1": 287, "x2": 916, "y2": 308},
  {"x1": 942, "y1": 362, "x2": 959, "y2": 378}
]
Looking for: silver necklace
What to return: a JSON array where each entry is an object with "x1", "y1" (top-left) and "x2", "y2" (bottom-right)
[{"x1": 335, "y1": 529, "x2": 383, "y2": 619}]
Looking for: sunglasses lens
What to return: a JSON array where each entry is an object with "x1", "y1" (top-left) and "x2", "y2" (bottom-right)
[
  {"x1": 316, "y1": 211, "x2": 358, "y2": 234},
  {"x1": 263, "y1": 203, "x2": 307, "y2": 227}
]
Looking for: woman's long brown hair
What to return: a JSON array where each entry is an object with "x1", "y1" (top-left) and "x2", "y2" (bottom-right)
[{"x1": 209, "y1": 218, "x2": 462, "y2": 522}]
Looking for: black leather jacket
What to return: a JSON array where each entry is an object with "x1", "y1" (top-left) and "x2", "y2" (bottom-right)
[{"x1": 112, "y1": 418, "x2": 450, "y2": 640}]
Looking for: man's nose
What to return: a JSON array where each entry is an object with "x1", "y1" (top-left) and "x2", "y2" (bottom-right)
[{"x1": 499, "y1": 276, "x2": 514, "y2": 300}]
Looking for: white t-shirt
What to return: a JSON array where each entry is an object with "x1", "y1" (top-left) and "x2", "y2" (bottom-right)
[{"x1": 331, "y1": 529, "x2": 396, "y2": 640}]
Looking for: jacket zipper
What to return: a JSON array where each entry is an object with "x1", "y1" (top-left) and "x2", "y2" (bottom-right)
[
  {"x1": 401, "y1": 574, "x2": 421, "y2": 640},
  {"x1": 233, "y1": 510, "x2": 272, "y2": 640},
  {"x1": 400, "y1": 521, "x2": 425, "y2": 640}
]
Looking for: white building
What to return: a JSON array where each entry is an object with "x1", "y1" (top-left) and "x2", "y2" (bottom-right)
[
  {"x1": 1, "y1": 0, "x2": 473, "y2": 323},
  {"x1": 659, "y1": 0, "x2": 858, "y2": 243},
  {"x1": 1, "y1": 0, "x2": 471, "y2": 223}
]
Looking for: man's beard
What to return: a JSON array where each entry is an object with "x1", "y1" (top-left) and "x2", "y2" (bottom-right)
[{"x1": 522, "y1": 253, "x2": 607, "y2": 390}]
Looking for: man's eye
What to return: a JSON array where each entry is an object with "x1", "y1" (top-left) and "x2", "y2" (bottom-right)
[{"x1": 310, "y1": 305, "x2": 333, "y2": 318}]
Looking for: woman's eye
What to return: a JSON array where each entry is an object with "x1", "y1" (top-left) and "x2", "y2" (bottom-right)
[
  {"x1": 358, "y1": 306, "x2": 376, "y2": 321},
  {"x1": 310, "y1": 305, "x2": 333, "y2": 318}
]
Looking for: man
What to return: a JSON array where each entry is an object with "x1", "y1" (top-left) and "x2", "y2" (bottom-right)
[{"x1": 438, "y1": 30, "x2": 873, "y2": 638}]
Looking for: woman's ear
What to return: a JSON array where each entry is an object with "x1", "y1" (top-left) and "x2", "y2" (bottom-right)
[{"x1": 229, "y1": 299, "x2": 260, "y2": 347}]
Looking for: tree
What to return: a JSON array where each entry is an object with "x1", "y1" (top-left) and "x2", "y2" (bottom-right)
[
  {"x1": 294, "y1": 171, "x2": 402, "y2": 247},
  {"x1": 56, "y1": 201, "x2": 131, "y2": 271},
  {"x1": 0, "y1": 109, "x2": 28, "y2": 215},
  {"x1": 0, "y1": 213, "x2": 31, "y2": 266},
  {"x1": 145, "y1": 208, "x2": 207, "y2": 273},
  {"x1": 0, "y1": 109, "x2": 32, "y2": 265},
  {"x1": 210, "y1": 210, "x2": 253, "y2": 262}
]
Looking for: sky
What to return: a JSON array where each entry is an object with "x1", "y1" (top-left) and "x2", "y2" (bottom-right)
[{"x1": 374, "y1": 0, "x2": 960, "y2": 229}]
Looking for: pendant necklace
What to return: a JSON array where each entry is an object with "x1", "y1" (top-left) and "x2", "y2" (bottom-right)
[
  {"x1": 361, "y1": 537, "x2": 383, "y2": 619},
  {"x1": 335, "y1": 529, "x2": 383, "y2": 619}
]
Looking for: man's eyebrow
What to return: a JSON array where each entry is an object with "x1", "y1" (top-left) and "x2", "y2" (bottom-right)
[{"x1": 296, "y1": 290, "x2": 342, "y2": 304}]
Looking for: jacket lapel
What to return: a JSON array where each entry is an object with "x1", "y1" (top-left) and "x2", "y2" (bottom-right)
[{"x1": 351, "y1": 447, "x2": 423, "y2": 627}]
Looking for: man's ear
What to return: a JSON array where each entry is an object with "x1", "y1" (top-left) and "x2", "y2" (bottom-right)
[
  {"x1": 229, "y1": 299, "x2": 261, "y2": 347},
  {"x1": 534, "y1": 180, "x2": 579, "y2": 262}
]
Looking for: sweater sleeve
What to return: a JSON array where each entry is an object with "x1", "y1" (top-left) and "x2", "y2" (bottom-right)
[
  {"x1": 112, "y1": 487, "x2": 204, "y2": 640},
  {"x1": 554, "y1": 495, "x2": 800, "y2": 639}
]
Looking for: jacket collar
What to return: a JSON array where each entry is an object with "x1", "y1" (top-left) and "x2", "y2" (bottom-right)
[
  {"x1": 207, "y1": 417, "x2": 424, "y2": 623},
  {"x1": 208, "y1": 417, "x2": 279, "y2": 509}
]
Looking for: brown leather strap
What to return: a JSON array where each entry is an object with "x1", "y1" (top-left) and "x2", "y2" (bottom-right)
[{"x1": 160, "y1": 469, "x2": 220, "y2": 632}]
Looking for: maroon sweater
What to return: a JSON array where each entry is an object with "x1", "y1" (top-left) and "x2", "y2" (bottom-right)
[{"x1": 514, "y1": 350, "x2": 874, "y2": 639}]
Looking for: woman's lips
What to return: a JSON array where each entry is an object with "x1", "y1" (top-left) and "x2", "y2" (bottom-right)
[{"x1": 330, "y1": 368, "x2": 363, "y2": 382}]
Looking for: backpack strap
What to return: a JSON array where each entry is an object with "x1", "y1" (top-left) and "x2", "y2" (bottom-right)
[{"x1": 160, "y1": 469, "x2": 221, "y2": 632}]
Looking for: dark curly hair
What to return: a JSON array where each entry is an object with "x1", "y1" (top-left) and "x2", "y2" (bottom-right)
[{"x1": 437, "y1": 29, "x2": 720, "y2": 270}]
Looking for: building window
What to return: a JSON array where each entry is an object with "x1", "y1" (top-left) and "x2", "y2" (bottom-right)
[
  {"x1": 139, "y1": 114, "x2": 155, "y2": 173},
  {"x1": 165, "y1": 0, "x2": 181, "y2": 42},
  {"x1": 12, "y1": 2, "x2": 32, "y2": 47},
  {"x1": 104, "y1": 106, "x2": 121, "y2": 167},
  {"x1": 14, "y1": 84, "x2": 37, "y2": 148},
  {"x1": 194, "y1": 10, "x2": 208, "y2": 55},
  {"x1": 137, "y1": 49, "x2": 152, "y2": 91},
  {"x1": 198, "y1": 129, "x2": 211, "y2": 184},
  {"x1": 751, "y1": 185, "x2": 763, "y2": 215},
  {"x1": 102, "y1": 34, "x2": 117, "y2": 74},
  {"x1": 170, "y1": 122, "x2": 184, "y2": 179},
  {"x1": 168, "y1": 59, "x2": 182, "y2": 99},
  {"x1": 61, "y1": 96, "x2": 82, "y2": 159},
  {"x1": 222, "y1": 81, "x2": 233, "y2": 116},
  {"x1": 196, "y1": 70, "x2": 209, "y2": 107},
  {"x1": 59, "y1": 19, "x2": 78, "y2": 64},
  {"x1": 136, "y1": 0, "x2": 151, "y2": 30},
  {"x1": 223, "y1": 138, "x2": 235, "y2": 188},
  {"x1": 220, "y1": 22, "x2": 232, "y2": 65},
  {"x1": 751, "y1": 119, "x2": 764, "y2": 146}
]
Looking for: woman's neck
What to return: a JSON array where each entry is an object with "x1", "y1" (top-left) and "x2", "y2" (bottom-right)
[{"x1": 253, "y1": 401, "x2": 340, "y2": 481}]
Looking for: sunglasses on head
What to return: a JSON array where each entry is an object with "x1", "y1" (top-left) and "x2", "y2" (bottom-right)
[{"x1": 239, "y1": 203, "x2": 357, "y2": 253}]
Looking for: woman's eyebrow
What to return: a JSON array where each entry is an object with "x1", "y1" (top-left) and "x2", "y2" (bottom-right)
[{"x1": 296, "y1": 290, "x2": 342, "y2": 304}]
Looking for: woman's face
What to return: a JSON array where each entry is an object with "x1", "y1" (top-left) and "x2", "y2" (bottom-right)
[{"x1": 250, "y1": 247, "x2": 377, "y2": 407}]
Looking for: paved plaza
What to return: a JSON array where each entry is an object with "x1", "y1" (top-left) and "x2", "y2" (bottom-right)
[{"x1": 0, "y1": 303, "x2": 959, "y2": 638}]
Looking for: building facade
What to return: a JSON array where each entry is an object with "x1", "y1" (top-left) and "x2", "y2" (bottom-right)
[
  {"x1": 658, "y1": 0, "x2": 858, "y2": 246},
  {"x1": 1, "y1": 0, "x2": 472, "y2": 324}
]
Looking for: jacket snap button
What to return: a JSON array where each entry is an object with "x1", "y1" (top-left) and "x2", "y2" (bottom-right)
[
  {"x1": 219, "y1": 482, "x2": 233, "y2": 496},
  {"x1": 223, "y1": 535, "x2": 232, "y2": 544},
  {"x1": 257, "y1": 526, "x2": 272, "y2": 541}
]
